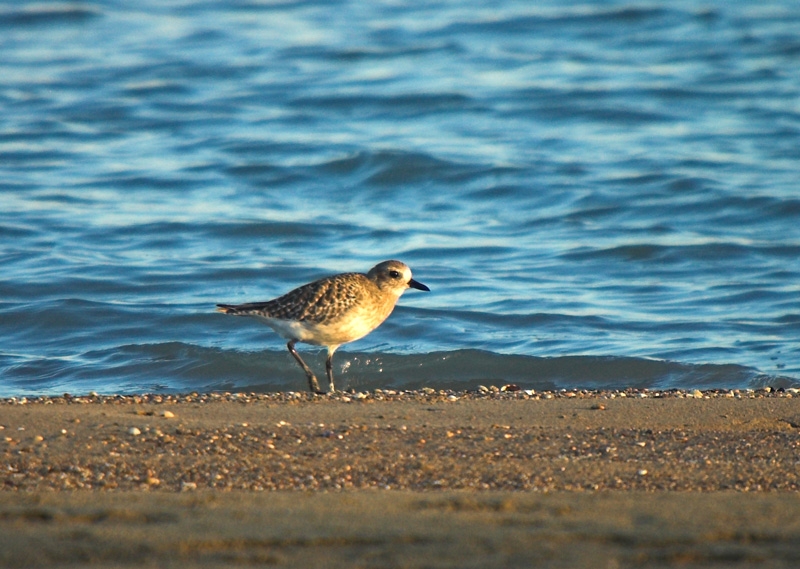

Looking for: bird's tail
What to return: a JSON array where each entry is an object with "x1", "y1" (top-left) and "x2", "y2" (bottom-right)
[{"x1": 216, "y1": 304, "x2": 238, "y2": 314}]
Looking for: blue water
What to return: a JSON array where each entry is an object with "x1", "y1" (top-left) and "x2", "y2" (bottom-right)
[{"x1": 1, "y1": 0, "x2": 799, "y2": 396}]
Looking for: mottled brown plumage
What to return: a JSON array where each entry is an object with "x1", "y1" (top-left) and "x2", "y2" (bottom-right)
[
  {"x1": 217, "y1": 260, "x2": 429, "y2": 393},
  {"x1": 219, "y1": 272, "x2": 376, "y2": 323}
]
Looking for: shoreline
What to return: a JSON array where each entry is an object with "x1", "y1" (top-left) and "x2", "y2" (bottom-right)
[
  {"x1": 3, "y1": 389, "x2": 800, "y2": 567},
  {"x1": 3, "y1": 384, "x2": 795, "y2": 402}
]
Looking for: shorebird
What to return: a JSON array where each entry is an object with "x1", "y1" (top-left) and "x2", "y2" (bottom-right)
[{"x1": 216, "y1": 260, "x2": 429, "y2": 393}]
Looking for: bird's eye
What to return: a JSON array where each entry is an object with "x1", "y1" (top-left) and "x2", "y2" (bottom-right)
[{"x1": 389, "y1": 270, "x2": 401, "y2": 279}]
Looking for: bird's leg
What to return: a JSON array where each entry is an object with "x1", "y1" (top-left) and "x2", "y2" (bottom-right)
[
  {"x1": 325, "y1": 346, "x2": 340, "y2": 393},
  {"x1": 325, "y1": 353, "x2": 335, "y2": 393},
  {"x1": 287, "y1": 340, "x2": 323, "y2": 394}
]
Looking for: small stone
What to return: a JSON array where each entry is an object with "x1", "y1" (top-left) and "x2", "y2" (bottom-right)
[
  {"x1": 638, "y1": 469, "x2": 648, "y2": 476},
  {"x1": 691, "y1": 390, "x2": 703, "y2": 398},
  {"x1": 161, "y1": 411, "x2": 175, "y2": 418},
  {"x1": 128, "y1": 427, "x2": 141, "y2": 436},
  {"x1": 180, "y1": 481, "x2": 197, "y2": 491},
  {"x1": 33, "y1": 435, "x2": 44, "y2": 443}
]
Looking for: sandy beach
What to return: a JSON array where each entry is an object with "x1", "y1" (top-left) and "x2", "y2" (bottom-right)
[{"x1": 2, "y1": 388, "x2": 800, "y2": 567}]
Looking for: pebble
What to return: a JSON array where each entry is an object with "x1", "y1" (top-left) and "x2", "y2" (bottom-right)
[
  {"x1": 0, "y1": 386, "x2": 794, "y2": 414},
  {"x1": 128, "y1": 427, "x2": 141, "y2": 436}
]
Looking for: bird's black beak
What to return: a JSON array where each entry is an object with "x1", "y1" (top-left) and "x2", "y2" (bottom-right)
[{"x1": 409, "y1": 278, "x2": 430, "y2": 292}]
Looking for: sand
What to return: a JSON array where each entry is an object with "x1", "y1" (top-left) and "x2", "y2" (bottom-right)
[{"x1": 2, "y1": 388, "x2": 800, "y2": 567}]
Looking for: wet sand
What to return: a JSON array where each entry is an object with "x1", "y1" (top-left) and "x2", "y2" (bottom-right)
[{"x1": 2, "y1": 389, "x2": 800, "y2": 567}]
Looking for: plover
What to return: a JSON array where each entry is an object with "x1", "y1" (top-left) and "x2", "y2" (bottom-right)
[{"x1": 216, "y1": 260, "x2": 429, "y2": 393}]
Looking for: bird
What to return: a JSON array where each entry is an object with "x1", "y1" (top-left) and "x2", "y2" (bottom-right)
[{"x1": 216, "y1": 260, "x2": 429, "y2": 393}]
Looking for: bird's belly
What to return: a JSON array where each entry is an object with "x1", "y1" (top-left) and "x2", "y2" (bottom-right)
[{"x1": 254, "y1": 310, "x2": 389, "y2": 346}]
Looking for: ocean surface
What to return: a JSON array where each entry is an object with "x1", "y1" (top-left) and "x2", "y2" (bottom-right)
[{"x1": 1, "y1": 0, "x2": 799, "y2": 397}]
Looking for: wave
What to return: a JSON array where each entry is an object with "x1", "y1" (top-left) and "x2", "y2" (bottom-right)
[{"x1": 1, "y1": 344, "x2": 795, "y2": 398}]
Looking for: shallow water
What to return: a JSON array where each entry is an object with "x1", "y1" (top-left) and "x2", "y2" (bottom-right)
[{"x1": 1, "y1": 0, "x2": 799, "y2": 396}]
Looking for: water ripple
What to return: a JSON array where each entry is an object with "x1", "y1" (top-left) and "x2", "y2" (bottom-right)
[{"x1": 1, "y1": 0, "x2": 798, "y2": 395}]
